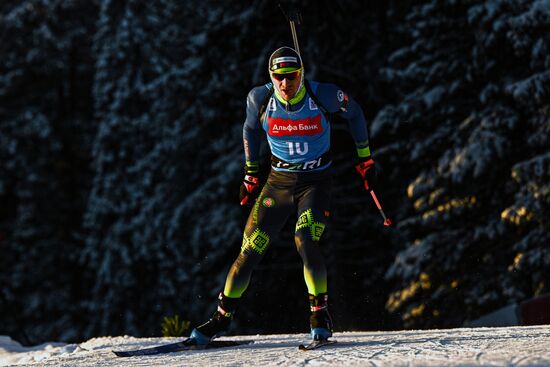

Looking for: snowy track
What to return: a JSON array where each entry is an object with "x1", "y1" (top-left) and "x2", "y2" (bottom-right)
[{"x1": 2, "y1": 326, "x2": 550, "y2": 366}]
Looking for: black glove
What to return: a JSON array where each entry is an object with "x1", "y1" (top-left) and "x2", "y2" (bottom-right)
[
  {"x1": 355, "y1": 157, "x2": 377, "y2": 191},
  {"x1": 239, "y1": 173, "x2": 260, "y2": 206}
]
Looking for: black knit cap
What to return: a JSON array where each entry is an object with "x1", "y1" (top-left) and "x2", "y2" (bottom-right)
[{"x1": 268, "y1": 46, "x2": 303, "y2": 73}]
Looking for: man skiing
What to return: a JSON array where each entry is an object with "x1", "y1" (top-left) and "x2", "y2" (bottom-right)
[{"x1": 190, "y1": 46, "x2": 376, "y2": 345}]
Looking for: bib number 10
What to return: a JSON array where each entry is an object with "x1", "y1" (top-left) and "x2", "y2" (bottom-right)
[{"x1": 288, "y1": 142, "x2": 309, "y2": 156}]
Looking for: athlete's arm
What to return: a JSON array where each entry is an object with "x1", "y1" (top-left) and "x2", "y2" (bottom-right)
[
  {"x1": 243, "y1": 86, "x2": 270, "y2": 173},
  {"x1": 316, "y1": 83, "x2": 372, "y2": 159}
]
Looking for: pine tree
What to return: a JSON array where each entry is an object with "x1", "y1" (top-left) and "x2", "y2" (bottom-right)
[
  {"x1": 0, "y1": 0, "x2": 98, "y2": 342},
  {"x1": 379, "y1": 0, "x2": 550, "y2": 328}
]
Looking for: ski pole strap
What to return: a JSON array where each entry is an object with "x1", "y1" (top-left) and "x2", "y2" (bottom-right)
[
  {"x1": 241, "y1": 175, "x2": 259, "y2": 205},
  {"x1": 355, "y1": 158, "x2": 375, "y2": 177},
  {"x1": 271, "y1": 151, "x2": 331, "y2": 171}
]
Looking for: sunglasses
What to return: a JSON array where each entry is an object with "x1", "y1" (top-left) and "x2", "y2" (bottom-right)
[{"x1": 271, "y1": 70, "x2": 301, "y2": 81}]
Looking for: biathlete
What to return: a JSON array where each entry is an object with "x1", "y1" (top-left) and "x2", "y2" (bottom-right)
[{"x1": 190, "y1": 46, "x2": 376, "y2": 344}]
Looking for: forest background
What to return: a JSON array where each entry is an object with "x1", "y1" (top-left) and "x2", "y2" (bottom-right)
[{"x1": 1, "y1": 0, "x2": 548, "y2": 345}]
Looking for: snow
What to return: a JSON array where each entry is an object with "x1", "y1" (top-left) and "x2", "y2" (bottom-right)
[{"x1": 2, "y1": 326, "x2": 550, "y2": 366}]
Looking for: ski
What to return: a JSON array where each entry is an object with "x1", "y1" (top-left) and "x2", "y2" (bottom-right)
[
  {"x1": 299, "y1": 339, "x2": 337, "y2": 351},
  {"x1": 113, "y1": 338, "x2": 253, "y2": 357}
]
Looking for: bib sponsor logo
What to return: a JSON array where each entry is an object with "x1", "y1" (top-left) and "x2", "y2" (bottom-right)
[
  {"x1": 275, "y1": 156, "x2": 323, "y2": 170},
  {"x1": 267, "y1": 115, "x2": 323, "y2": 137}
]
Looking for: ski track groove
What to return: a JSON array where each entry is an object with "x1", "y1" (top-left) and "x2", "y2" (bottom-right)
[{"x1": 511, "y1": 355, "x2": 530, "y2": 366}]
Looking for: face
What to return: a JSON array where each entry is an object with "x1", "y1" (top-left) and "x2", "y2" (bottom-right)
[{"x1": 271, "y1": 69, "x2": 302, "y2": 101}]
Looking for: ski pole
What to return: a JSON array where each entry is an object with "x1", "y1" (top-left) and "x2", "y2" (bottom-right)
[
  {"x1": 368, "y1": 188, "x2": 392, "y2": 227},
  {"x1": 278, "y1": 3, "x2": 302, "y2": 55}
]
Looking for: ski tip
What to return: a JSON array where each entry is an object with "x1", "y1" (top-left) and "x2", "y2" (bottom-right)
[{"x1": 299, "y1": 339, "x2": 337, "y2": 351}]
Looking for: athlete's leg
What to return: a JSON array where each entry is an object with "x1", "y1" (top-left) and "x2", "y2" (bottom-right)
[
  {"x1": 294, "y1": 177, "x2": 331, "y2": 296},
  {"x1": 294, "y1": 174, "x2": 333, "y2": 339},
  {"x1": 193, "y1": 171, "x2": 294, "y2": 342},
  {"x1": 223, "y1": 171, "x2": 294, "y2": 298}
]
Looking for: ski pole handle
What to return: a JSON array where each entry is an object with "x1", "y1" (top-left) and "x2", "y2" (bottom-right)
[{"x1": 369, "y1": 189, "x2": 392, "y2": 227}]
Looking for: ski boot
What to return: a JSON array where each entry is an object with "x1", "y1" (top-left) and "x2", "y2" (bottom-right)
[
  {"x1": 309, "y1": 293, "x2": 333, "y2": 340},
  {"x1": 190, "y1": 292, "x2": 239, "y2": 345}
]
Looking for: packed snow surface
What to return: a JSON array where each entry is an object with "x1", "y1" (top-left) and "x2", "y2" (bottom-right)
[{"x1": 2, "y1": 326, "x2": 550, "y2": 366}]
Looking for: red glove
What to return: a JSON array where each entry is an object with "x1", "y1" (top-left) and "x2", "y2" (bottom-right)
[
  {"x1": 355, "y1": 158, "x2": 376, "y2": 191},
  {"x1": 239, "y1": 174, "x2": 260, "y2": 206}
]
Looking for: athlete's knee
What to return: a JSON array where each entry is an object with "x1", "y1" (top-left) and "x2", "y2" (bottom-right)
[
  {"x1": 295, "y1": 208, "x2": 326, "y2": 242},
  {"x1": 229, "y1": 241, "x2": 264, "y2": 278},
  {"x1": 241, "y1": 227, "x2": 271, "y2": 255}
]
